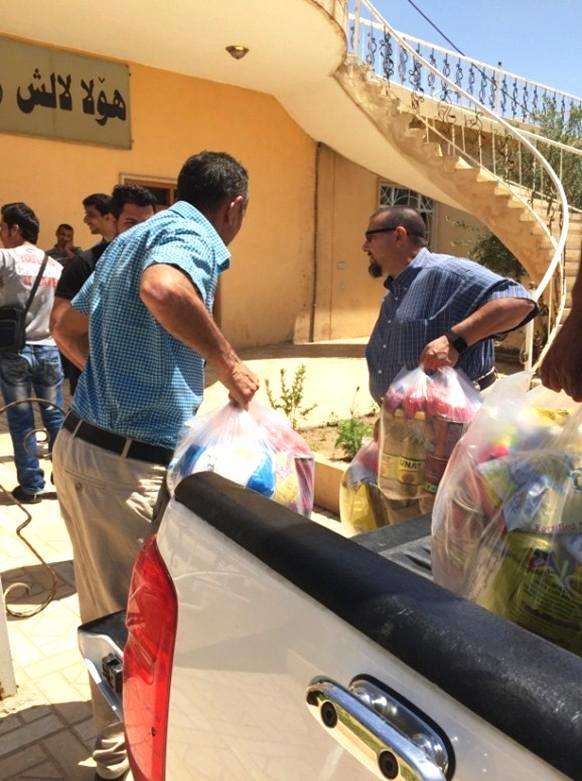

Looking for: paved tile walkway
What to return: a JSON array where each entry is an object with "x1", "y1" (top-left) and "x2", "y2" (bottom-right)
[{"x1": 0, "y1": 426, "x2": 96, "y2": 779}]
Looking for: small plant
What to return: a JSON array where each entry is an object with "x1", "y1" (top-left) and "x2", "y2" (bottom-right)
[
  {"x1": 333, "y1": 386, "x2": 373, "y2": 459},
  {"x1": 335, "y1": 416, "x2": 372, "y2": 460},
  {"x1": 265, "y1": 364, "x2": 316, "y2": 430}
]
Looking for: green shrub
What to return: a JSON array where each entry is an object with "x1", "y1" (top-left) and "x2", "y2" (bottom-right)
[
  {"x1": 265, "y1": 364, "x2": 316, "y2": 430},
  {"x1": 334, "y1": 416, "x2": 372, "y2": 460}
]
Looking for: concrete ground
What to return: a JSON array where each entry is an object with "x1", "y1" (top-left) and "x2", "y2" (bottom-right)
[
  {"x1": 0, "y1": 339, "x2": 521, "y2": 778},
  {"x1": 0, "y1": 421, "x2": 96, "y2": 779}
]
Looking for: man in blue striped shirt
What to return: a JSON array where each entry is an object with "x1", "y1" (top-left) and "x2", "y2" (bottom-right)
[
  {"x1": 364, "y1": 206, "x2": 537, "y2": 403},
  {"x1": 52, "y1": 151, "x2": 259, "y2": 781},
  {"x1": 364, "y1": 205, "x2": 536, "y2": 526}
]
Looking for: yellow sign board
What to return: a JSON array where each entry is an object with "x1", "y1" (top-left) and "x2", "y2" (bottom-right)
[{"x1": 0, "y1": 36, "x2": 130, "y2": 149}]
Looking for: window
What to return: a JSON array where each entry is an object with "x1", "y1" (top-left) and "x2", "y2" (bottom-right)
[
  {"x1": 121, "y1": 176, "x2": 177, "y2": 212},
  {"x1": 378, "y1": 182, "x2": 434, "y2": 244}
]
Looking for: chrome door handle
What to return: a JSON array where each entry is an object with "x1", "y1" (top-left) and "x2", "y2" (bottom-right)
[{"x1": 306, "y1": 677, "x2": 452, "y2": 781}]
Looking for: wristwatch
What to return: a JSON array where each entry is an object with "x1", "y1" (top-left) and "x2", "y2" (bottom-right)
[{"x1": 444, "y1": 329, "x2": 468, "y2": 354}]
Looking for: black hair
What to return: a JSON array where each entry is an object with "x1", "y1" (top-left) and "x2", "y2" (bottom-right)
[
  {"x1": 56, "y1": 223, "x2": 74, "y2": 232},
  {"x1": 110, "y1": 184, "x2": 158, "y2": 218},
  {"x1": 177, "y1": 151, "x2": 248, "y2": 212},
  {"x1": 371, "y1": 205, "x2": 429, "y2": 247},
  {"x1": 82, "y1": 193, "x2": 112, "y2": 215},
  {"x1": 1, "y1": 202, "x2": 40, "y2": 243}
]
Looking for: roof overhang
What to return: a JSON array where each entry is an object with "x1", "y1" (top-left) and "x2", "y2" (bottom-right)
[{"x1": 0, "y1": 0, "x2": 347, "y2": 95}]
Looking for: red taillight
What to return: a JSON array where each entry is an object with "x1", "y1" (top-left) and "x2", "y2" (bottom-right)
[{"x1": 124, "y1": 535, "x2": 177, "y2": 781}]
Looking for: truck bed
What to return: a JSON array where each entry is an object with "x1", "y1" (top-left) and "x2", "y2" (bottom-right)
[{"x1": 172, "y1": 474, "x2": 582, "y2": 780}]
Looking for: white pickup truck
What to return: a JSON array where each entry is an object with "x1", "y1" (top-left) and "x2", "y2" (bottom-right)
[{"x1": 79, "y1": 473, "x2": 582, "y2": 781}]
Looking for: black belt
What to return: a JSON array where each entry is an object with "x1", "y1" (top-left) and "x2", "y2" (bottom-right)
[
  {"x1": 63, "y1": 411, "x2": 173, "y2": 466},
  {"x1": 476, "y1": 369, "x2": 497, "y2": 391}
]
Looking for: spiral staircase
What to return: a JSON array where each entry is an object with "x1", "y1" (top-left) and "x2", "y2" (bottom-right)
[{"x1": 299, "y1": 0, "x2": 582, "y2": 367}]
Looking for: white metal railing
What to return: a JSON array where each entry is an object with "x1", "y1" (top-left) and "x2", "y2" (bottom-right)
[
  {"x1": 351, "y1": 14, "x2": 582, "y2": 130},
  {"x1": 345, "y1": 0, "x2": 571, "y2": 370}
]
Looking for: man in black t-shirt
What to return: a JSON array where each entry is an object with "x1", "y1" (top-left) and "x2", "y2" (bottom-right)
[
  {"x1": 55, "y1": 239, "x2": 109, "y2": 301},
  {"x1": 46, "y1": 223, "x2": 82, "y2": 265},
  {"x1": 51, "y1": 193, "x2": 114, "y2": 393},
  {"x1": 51, "y1": 185, "x2": 157, "y2": 392}
]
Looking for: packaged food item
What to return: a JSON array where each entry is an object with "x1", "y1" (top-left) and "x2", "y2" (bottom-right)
[
  {"x1": 432, "y1": 371, "x2": 582, "y2": 656},
  {"x1": 339, "y1": 439, "x2": 390, "y2": 534},
  {"x1": 424, "y1": 369, "x2": 480, "y2": 494},
  {"x1": 379, "y1": 367, "x2": 480, "y2": 501},
  {"x1": 167, "y1": 400, "x2": 315, "y2": 517}
]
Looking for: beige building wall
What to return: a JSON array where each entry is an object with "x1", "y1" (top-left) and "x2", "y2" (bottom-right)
[
  {"x1": 0, "y1": 56, "x2": 316, "y2": 349},
  {"x1": 311, "y1": 145, "x2": 381, "y2": 341}
]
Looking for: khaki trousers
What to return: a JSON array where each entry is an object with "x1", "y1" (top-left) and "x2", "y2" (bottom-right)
[{"x1": 52, "y1": 428, "x2": 166, "y2": 780}]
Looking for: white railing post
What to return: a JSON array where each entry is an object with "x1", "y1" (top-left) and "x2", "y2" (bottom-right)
[
  {"x1": 353, "y1": 0, "x2": 361, "y2": 58},
  {"x1": 524, "y1": 319, "x2": 534, "y2": 372},
  {"x1": 495, "y1": 62, "x2": 502, "y2": 115}
]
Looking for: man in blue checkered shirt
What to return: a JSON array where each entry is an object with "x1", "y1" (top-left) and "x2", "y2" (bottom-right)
[
  {"x1": 364, "y1": 205, "x2": 537, "y2": 403},
  {"x1": 364, "y1": 205, "x2": 536, "y2": 525},
  {"x1": 52, "y1": 151, "x2": 259, "y2": 781}
]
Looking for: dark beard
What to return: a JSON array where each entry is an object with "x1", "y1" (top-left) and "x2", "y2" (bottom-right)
[{"x1": 368, "y1": 260, "x2": 383, "y2": 278}]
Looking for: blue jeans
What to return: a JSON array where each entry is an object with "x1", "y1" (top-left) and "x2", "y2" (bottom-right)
[{"x1": 0, "y1": 345, "x2": 65, "y2": 494}]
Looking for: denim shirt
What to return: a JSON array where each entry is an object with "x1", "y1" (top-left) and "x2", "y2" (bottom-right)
[{"x1": 366, "y1": 248, "x2": 535, "y2": 403}]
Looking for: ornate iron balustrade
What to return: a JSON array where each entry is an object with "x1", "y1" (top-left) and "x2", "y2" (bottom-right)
[
  {"x1": 350, "y1": 15, "x2": 582, "y2": 132},
  {"x1": 345, "y1": 0, "x2": 571, "y2": 371},
  {"x1": 398, "y1": 31, "x2": 582, "y2": 131}
]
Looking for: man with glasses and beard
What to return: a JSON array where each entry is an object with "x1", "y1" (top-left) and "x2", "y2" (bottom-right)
[{"x1": 363, "y1": 205, "x2": 537, "y2": 522}]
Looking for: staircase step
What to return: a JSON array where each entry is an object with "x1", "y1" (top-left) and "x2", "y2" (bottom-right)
[
  {"x1": 452, "y1": 168, "x2": 485, "y2": 183},
  {"x1": 503, "y1": 196, "x2": 527, "y2": 209},
  {"x1": 490, "y1": 186, "x2": 514, "y2": 201},
  {"x1": 517, "y1": 214, "x2": 547, "y2": 237},
  {"x1": 453, "y1": 158, "x2": 473, "y2": 172},
  {"x1": 391, "y1": 114, "x2": 414, "y2": 134},
  {"x1": 403, "y1": 127, "x2": 426, "y2": 141},
  {"x1": 422, "y1": 141, "x2": 444, "y2": 158}
]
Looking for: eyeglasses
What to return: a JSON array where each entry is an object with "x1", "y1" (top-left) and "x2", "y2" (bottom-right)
[{"x1": 364, "y1": 227, "x2": 397, "y2": 241}]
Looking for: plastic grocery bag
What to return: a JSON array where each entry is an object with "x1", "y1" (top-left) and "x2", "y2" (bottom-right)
[
  {"x1": 379, "y1": 366, "x2": 481, "y2": 501},
  {"x1": 432, "y1": 371, "x2": 582, "y2": 656},
  {"x1": 339, "y1": 439, "x2": 390, "y2": 535},
  {"x1": 167, "y1": 400, "x2": 315, "y2": 517}
]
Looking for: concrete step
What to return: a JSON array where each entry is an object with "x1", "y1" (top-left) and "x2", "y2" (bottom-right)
[
  {"x1": 442, "y1": 156, "x2": 473, "y2": 173},
  {"x1": 403, "y1": 128, "x2": 426, "y2": 141},
  {"x1": 422, "y1": 141, "x2": 444, "y2": 158}
]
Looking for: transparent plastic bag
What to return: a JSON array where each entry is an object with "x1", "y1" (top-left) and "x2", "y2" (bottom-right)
[
  {"x1": 432, "y1": 372, "x2": 582, "y2": 655},
  {"x1": 167, "y1": 400, "x2": 315, "y2": 517},
  {"x1": 339, "y1": 439, "x2": 390, "y2": 535},
  {"x1": 379, "y1": 366, "x2": 481, "y2": 501}
]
